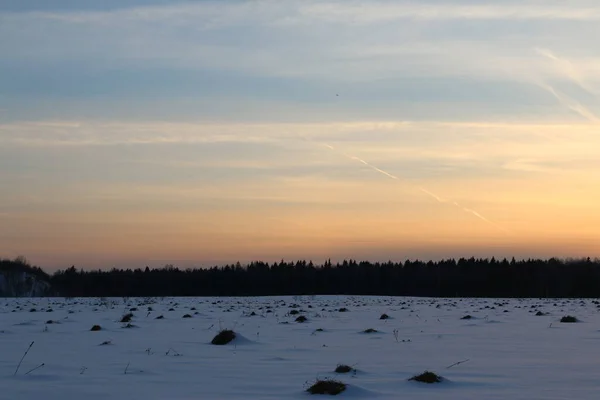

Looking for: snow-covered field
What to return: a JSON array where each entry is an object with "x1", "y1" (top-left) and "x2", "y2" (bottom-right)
[{"x1": 1, "y1": 296, "x2": 599, "y2": 399}]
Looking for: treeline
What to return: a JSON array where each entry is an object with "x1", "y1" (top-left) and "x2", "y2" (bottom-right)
[
  {"x1": 0, "y1": 257, "x2": 50, "y2": 280},
  {"x1": 49, "y1": 257, "x2": 600, "y2": 298}
]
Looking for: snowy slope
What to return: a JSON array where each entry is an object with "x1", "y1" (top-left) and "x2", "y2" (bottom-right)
[{"x1": 1, "y1": 296, "x2": 599, "y2": 399}]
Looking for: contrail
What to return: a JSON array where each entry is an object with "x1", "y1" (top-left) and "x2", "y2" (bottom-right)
[
  {"x1": 538, "y1": 82, "x2": 600, "y2": 123},
  {"x1": 322, "y1": 142, "x2": 509, "y2": 233},
  {"x1": 535, "y1": 48, "x2": 600, "y2": 123},
  {"x1": 535, "y1": 47, "x2": 596, "y2": 96},
  {"x1": 352, "y1": 156, "x2": 400, "y2": 181},
  {"x1": 419, "y1": 187, "x2": 446, "y2": 203}
]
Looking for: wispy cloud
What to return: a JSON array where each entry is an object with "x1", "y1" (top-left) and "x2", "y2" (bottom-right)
[
  {"x1": 2, "y1": 119, "x2": 598, "y2": 149},
  {"x1": 298, "y1": 2, "x2": 600, "y2": 24},
  {"x1": 9, "y1": 2, "x2": 600, "y2": 25},
  {"x1": 502, "y1": 159, "x2": 558, "y2": 173},
  {"x1": 2, "y1": 1, "x2": 600, "y2": 86}
]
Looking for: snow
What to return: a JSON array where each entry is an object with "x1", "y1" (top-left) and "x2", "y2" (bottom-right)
[{"x1": 1, "y1": 296, "x2": 599, "y2": 399}]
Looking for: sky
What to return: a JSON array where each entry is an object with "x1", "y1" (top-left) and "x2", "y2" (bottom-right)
[{"x1": 1, "y1": 0, "x2": 599, "y2": 270}]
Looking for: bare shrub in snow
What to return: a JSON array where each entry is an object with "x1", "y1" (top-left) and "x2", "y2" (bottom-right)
[
  {"x1": 306, "y1": 379, "x2": 347, "y2": 395},
  {"x1": 560, "y1": 315, "x2": 578, "y2": 323},
  {"x1": 409, "y1": 370, "x2": 443, "y2": 383},
  {"x1": 211, "y1": 329, "x2": 236, "y2": 345},
  {"x1": 334, "y1": 364, "x2": 355, "y2": 373},
  {"x1": 120, "y1": 313, "x2": 134, "y2": 323}
]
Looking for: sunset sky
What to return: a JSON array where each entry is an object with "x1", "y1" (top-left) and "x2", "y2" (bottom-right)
[{"x1": 1, "y1": 0, "x2": 599, "y2": 270}]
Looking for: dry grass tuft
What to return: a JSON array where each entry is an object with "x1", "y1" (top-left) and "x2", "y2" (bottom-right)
[
  {"x1": 120, "y1": 313, "x2": 134, "y2": 323},
  {"x1": 409, "y1": 371, "x2": 443, "y2": 384},
  {"x1": 334, "y1": 364, "x2": 355, "y2": 373},
  {"x1": 560, "y1": 315, "x2": 578, "y2": 323},
  {"x1": 306, "y1": 379, "x2": 347, "y2": 395},
  {"x1": 211, "y1": 329, "x2": 236, "y2": 345}
]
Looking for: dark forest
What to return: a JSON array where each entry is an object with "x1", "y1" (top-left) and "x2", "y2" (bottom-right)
[{"x1": 4, "y1": 256, "x2": 600, "y2": 298}]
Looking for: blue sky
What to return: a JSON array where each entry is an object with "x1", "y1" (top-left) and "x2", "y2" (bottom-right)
[{"x1": 1, "y1": 1, "x2": 600, "y2": 269}]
